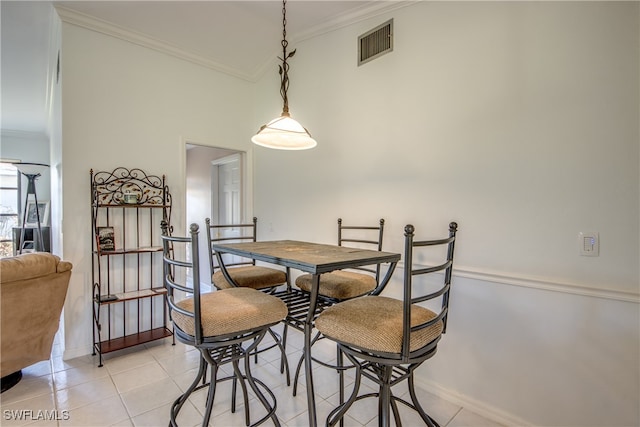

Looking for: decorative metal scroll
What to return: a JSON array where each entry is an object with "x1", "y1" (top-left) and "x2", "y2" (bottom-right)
[{"x1": 91, "y1": 167, "x2": 170, "y2": 206}]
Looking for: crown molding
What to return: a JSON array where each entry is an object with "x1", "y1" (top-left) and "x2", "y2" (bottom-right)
[
  {"x1": 54, "y1": 2, "x2": 416, "y2": 83},
  {"x1": 294, "y1": 1, "x2": 416, "y2": 44},
  {"x1": 54, "y1": 5, "x2": 256, "y2": 82}
]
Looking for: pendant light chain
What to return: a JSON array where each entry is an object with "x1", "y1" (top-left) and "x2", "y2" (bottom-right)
[
  {"x1": 251, "y1": 0, "x2": 316, "y2": 149},
  {"x1": 279, "y1": 0, "x2": 294, "y2": 116}
]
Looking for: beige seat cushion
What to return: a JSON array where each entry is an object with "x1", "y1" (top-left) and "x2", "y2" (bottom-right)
[
  {"x1": 212, "y1": 266, "x2": 286, "y2": 290},
  {"x1": 171, "y1": 287, "x2": 287, "y2": 337},
  {"x1": 315, "y1": 296, "x2": 443, "y2": 354},
  {"x1": 296, "y1": 271, "x2": 376, "y2": 300}
]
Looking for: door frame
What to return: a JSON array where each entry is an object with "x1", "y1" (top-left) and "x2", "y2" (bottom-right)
[
  {"x1": 181, "y1": 138, "x2": 253, "y2": 283},
  {"x1": 181, "y1": 137, "x2": 254, "y2": 234}
]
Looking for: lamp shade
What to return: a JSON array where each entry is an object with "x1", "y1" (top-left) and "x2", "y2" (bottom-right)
[
  {"x1": 251, "y1": 115, "x2": 317, "y2": 150},
  {"x1": 13, "y1": 162, "x2": 49, "y2": 176}
]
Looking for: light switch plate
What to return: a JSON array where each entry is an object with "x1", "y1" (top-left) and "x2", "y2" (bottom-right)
[{"x1": 579, "y1": 232, "x2": 599, "y2": 256}]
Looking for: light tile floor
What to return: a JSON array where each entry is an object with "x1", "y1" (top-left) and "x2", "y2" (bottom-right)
[{"x1": 1, "y1": 326, "x2": 504, "y2": 427}]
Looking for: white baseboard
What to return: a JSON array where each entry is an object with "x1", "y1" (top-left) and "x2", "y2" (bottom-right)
[{"x1": 414, "y1": 376, "x2": 531, "y2": 427}]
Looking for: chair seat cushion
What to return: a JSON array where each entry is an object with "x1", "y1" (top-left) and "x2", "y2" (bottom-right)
[
  {"x1": 212, "y1": 266, "x2": 287, "y2": 290},
  {"x1": 315, "y1": 296, "x2": 443, "y2": 354},
  {"x1": 172, "y1": 287, "x2": 287, "y2": 337},
  {"x1": 296, "y1": 271, "x2": 376, "y2": 300}
]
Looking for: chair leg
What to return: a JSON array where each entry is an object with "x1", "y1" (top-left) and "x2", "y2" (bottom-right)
[
  {"x1": 169, "y1": 357, "x2": 207, "y2": 427},
  {"x1": 378, "y1": 366, "x2": 393, "y2": 427},
  {"x1": 242, "y1": 333, "x2": 281, "y2": 427},
  {"x1": 202, "y1": 359, "x2": 219, "y2": 427},
  {"x1": 253, "y1": 336, "x2": 259, "y2": 363},
  {"x1": 292, "y1": 351, "x2": 304, "y2": 397},
  {"x1": 230, "y1": 358, "x2": 252, "y2": 426},
  {"x1": 268, "y1": 327, "x2": 290, "y2": 386},
  {"x1": 337, "y1": 347, "x2": 345, "y2": 427},
  {"x1": 231, "y1": 375, "x2": 238, "y2": 413},
  {"x1": 280, "y1": 323, "x2": 289, "y2": 374},
  {"x1": 327, "y1": 351, "x2": 363, "y2": 427},
  {"x1": 292, "y1": 330, "x2": 323, "y2": 396},
  {"x1": 390, "y1": 391, "x2": 402, "y2": 426},
  {"x1": 407, "y1": 371, "x2": 439, "y2": 427},
  {"x1": 170, "y1": 356, "x2": 207, "y2": 427}
]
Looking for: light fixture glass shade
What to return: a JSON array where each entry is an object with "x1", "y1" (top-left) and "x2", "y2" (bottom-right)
[
  {"x1": 13, "y1": 162, "x2": 49, "y2": 176},
  {"x1": 252, "y1": 115, "x2": 317, "y2": 150}
]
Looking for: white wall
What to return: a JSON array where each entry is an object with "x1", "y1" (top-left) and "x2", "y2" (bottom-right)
[
  {"x1": 252, "y1": 2, "x2": 639, "y2": 426},
  {"x1": 48, "y1": 8, "x2": 63, "y2": 256},
  {"x1": 58, "y1": 2, "x2": 638, "y2": 426},
  {"x1": 1, "y1": 4, "x2": 63, "y2": 255},
  {"x1": 59, "y1": 23, "x2": 255, "y2": 360}
]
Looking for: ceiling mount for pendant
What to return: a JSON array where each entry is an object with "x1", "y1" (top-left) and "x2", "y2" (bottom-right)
[{"x1": 251, "y1": 0, "x2": 317, "y2": 150}]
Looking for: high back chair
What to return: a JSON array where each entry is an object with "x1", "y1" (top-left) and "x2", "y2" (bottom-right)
[
  {"x1": 295, "y1": 218, "x2": 385, "y2": 300},
  {"x1": 315, "y1": 222, "x2": 458, "y2": 427},
  {"x1": 206, "y1": 217, "x2": 290, "y2": 382},
  {"x1": 206, "y1": 217, "x2": 287, "y2": 291},
  {"x1": 161, "y1": 222, "x2": 287, "y2": 427},
  {"x1": 290, "y1": 218, "x2": 386, "y2": 394}
]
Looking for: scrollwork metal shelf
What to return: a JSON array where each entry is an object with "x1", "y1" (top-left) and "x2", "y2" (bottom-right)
[{"x1": 90, "y1": 167, "x2": 174, "y2": 367}]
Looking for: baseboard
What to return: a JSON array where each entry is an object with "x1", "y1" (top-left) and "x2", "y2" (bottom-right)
[
  {"x1": 63, "y1": 345, "x2": 93, "y2": 361},
  {"x1": 414, "y1": 376, "x2": 531, "y2": 427}
]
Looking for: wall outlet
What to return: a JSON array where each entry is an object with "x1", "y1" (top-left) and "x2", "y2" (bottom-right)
[{"x1": 579, "y1": 232, "x2": 599, "y2": 256}]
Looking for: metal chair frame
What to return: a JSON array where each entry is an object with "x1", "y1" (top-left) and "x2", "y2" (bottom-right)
[
  {"x1": 337, "y1": 217, "x2": 386, "y2": 283},
  {"x1": 290, "y1": 218, "x2": 387, "y2": 395},
  {"x1": 205, "y1": 216, "x2": 290, "y2": 383},
  {"x1": 161, "y1": 222, "x2": 283, "y2": 427},
  {"x1": 206, "y1": 216, "x2": 288, "y2": 290},
  {"x1": 324, "y1": 222, "x2": 458, "y2": 427}
]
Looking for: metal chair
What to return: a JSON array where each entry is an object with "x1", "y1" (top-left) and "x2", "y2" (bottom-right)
[
  {"x1": 206, "y1": 217, "x2": 287, "y2": 291},
  {"x1": 315, "y1": 222, "x2": 458, "y2": 427},
  {"x1": 206, "y1": 217, "x2": 290, "y2": 384},
  {"x1": 295, "y1": 218, "x2": 385, "y2": 300},
  {"x1": 161, "y1": 222, "x2": 287, "y2": 427},
  {"x1": 291, "y1": 218, "x2": 386, "y2": 394}
]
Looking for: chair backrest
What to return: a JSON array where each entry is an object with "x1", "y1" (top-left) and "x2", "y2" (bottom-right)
[
  {"x1": 337, "y1": 218, "x2": 385, "y2": 282},
  {"x1": 205, "y1": 217, "x2": 259, "y2": 277},
  {"x1": 161, "y1": 221, "x2": 203, "y2": 344},
  {"x1": 401, "y1": 222, "x2": 458, "y2": 361}
]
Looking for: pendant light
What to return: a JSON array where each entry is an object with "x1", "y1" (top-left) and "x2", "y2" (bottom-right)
[{"x1": 251, "y1": 0, "x2": 317, "y2": 150}]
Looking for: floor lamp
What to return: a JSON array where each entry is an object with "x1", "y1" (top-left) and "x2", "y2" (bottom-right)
[{"x1": 14, "y1": 162, "x2": 49, "y2": 254}]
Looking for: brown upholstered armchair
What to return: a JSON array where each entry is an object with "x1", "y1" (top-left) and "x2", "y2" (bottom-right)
[{"x1": 0, "y1": 253, "x2": 72, "y2": 392}]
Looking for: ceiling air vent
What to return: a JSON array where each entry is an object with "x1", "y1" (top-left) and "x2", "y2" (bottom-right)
[{"x1": 358, "y1": 19, "x2": 393, "y2": 66}]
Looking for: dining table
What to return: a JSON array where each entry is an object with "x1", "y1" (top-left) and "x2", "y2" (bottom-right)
[{"x1": 211, "y1": 239, "x2": 401, "y2": 427}]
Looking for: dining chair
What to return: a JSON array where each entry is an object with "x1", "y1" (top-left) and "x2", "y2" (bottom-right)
[
  {"x1": 161, "y1": 221, "x2": 287, "y2": 427},
  {"x1": 206, "y1": 217, "x2": 288, "y2": 291},
  {"x1": 206, "y1": 217, "x2": 290, "y2": 382},
  {"x1": 291, "y1": 218, "x2": 385, "y2": 394},
  {"x1": 315, "y1": 222, "x2": 458, "y2": 427},
  {"x1": 295, "y1": 218, "x2": 385, "y2": 300}
]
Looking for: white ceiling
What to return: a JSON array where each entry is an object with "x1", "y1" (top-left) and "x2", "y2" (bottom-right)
[{"x1": 1, "y1": 0, "x2": 408, "y2": 136}]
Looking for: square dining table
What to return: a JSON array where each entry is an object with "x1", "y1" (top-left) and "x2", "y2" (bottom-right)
[{"x1": 211, "y1": 240, "x2": 400, "y2": 427}]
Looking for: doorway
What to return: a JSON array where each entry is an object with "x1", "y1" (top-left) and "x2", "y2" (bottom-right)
[
  {"x1": 185, "y1": 143, "x2": 248, "y2": 287},
  {"x1": 210, "y1": 153, "x2": 242, "y2": 226}
]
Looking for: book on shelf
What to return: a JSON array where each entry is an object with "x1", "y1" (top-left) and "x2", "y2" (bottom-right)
[{"x1": 96, "y1": 227, "x2": 115, "y2": 251}]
